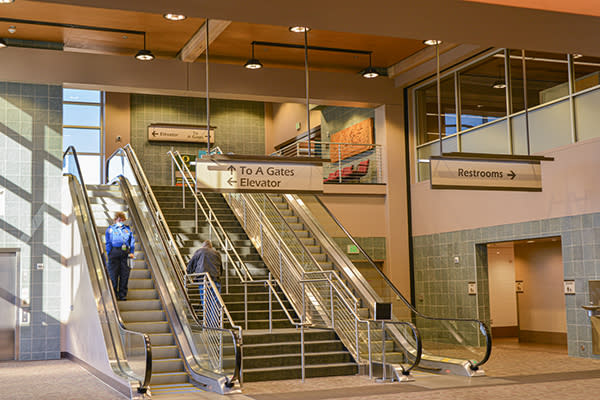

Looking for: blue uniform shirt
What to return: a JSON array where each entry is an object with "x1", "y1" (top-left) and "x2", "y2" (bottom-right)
[{"x1": 105, "y1": 223, "x2": 135, "y2": 255}]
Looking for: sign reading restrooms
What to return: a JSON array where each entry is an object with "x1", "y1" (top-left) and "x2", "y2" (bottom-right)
[{"x1": 148, "y1": 124, "x2": 215, "y2": 143}]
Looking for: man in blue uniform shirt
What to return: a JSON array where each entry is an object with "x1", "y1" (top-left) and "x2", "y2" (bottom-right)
[{"x1": 105, "y1": 211, "x2": 135, "y2": 301}]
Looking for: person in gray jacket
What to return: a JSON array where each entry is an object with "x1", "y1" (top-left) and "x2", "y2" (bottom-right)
[{"x1": 186, "y1": 240, "x2": 223, "y2": 310}]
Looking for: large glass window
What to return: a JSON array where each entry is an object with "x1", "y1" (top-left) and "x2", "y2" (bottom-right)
[
  {"x1": 63, "y1": 88, "x2": 103, "y2": 184},
  {"x1": 573, "y1": 55, "x2": 600, "y2": 93},
  {"x1": 415, "y1": 76, "x2": 456, "y2": 145},
  {"x1": 459, "y1": 56, "x2": 506, "y2": 130}
]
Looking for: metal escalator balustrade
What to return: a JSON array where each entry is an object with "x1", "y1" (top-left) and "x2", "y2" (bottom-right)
[
  {"x1": 106, "y1": 146, "x2": 241, "y2": 393},
  {"x1": 280, "y1": 193, "x2": 492, "y2": 375},
  {"x1": 222, "y1": 189, "x2": 422, "y2": 380},
  {"x1": 63, "y1": 146, "x2": 152, "y2": 396}
]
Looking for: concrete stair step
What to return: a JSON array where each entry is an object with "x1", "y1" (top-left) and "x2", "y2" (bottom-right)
[
  {"x1": 243, "y1": 362, "x2": 357, "y2": 382},
  {"x1": 244, "y1": 340, "x2": 347, "y2": 356},
  {"x1": 243, "y1": 329, "x2": 338, "y2": 345},
  {"x1": 244, "y1": 351, "x2": 354, "y2": 369}
]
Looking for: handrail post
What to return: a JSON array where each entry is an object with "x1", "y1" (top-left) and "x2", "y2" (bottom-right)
[
  {"x1": 224, "y1": 240, "x2": 229, "y2": 294},
  {"x1": 268, "y1": 273, "x2": 273, "y2": 333},
  {"x1": 182, "y1": 175, "x2": 186, "y2": 208},
  {"x1": 170, "y1": 146, "x2": 174, "y2": 186},
  {"x1": 355, "y1": 315, "x2": 360, "y2": 363},
  {"x1": 330, "y1": 280, "x2": 334, "y2": 329},
  {"x1": 244, "y1": 283, "x2": 248, "y2": 330},
  {"x1": 368, "y1": 321, "x2": 372, "y2": 379},
  {"x1": 338, "y1": 145, "x2": 342, "y2": 183},
  {"x1": 381, "y1": 321, "x2": 387, "y2": 381},
  {"x1": 301, "y1": 281, "x2": 306, "y2": 382}
]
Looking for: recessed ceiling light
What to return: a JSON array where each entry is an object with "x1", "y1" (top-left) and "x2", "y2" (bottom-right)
[
  {"x1": 122, "y1": 35, "x2": 128, "y2": 39},
  {"x1": 573, "y1": 53, "x2": 583, "y2": 59},
  {"x1": 527, "y1": 240, "x2": 535, "y2": 243},
  {"x1": 8, "y1": 26, "x2": 16, "y2": 34},
  {"x1": 289, "y1": 26, "x2": 310, "y2": 33},
  {"x1": 0, "y1": 0, "x2": 15, "y2": 4},
  {"x1": 492, "y1": 81, "x2": 506, "y2": 89},
  {"x1": 423, "y1": 39, "x2": 442, "y2": 46},
  {"x1": 163, "y1": 13, "x2": 186, "y2": 21}
]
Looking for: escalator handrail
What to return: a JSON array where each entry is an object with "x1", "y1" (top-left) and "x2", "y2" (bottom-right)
[
  {"x1": 63, "y1": 146, "x2": 152, "y2": 392},
  {"x1": 108, "y1": 148, "x2": 242, "y2": 386},
  {"x1": 302, "y1": 194, "x2": 492, "y2": 368},
  {"x1": 118, "y1": 175, "x2": 241, "y2": 388},
  {"x1": 167, "y1": 150, "x2": 253, "y2": 281}
]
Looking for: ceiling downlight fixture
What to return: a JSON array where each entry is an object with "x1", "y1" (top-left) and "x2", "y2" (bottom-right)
[
  {"x1": 0, "y1": 0, "x2": 15, "y2": 4},
  {"x1": 244, "y1": 42, "x2": 263, "y2": 69},
  {"x1": 289, "y1": 26, "x2": 310, "y2": 33},
  {"x1": 492, "y1": 80, "x2": 506, "y2": 89},
  {"x1": 361, "y1": 53, "x2": 379, "y2": 79},
  {"x1": 135, "y1": 32, "x2": 154, "y2": 61},
  {"x1": 163, "y1": 13, "x2": 186, "y2": 21},
  {"x1": 423, "y1": 39, "x2": 442, "y2": 46}
]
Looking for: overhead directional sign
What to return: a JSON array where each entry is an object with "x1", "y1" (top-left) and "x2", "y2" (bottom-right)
[
  {"x1": 430, "y1": 156, "x2": 543, "y2": 191},
  {"x1": 196, "y1": 156, "x2": 323, "y2": 193}
]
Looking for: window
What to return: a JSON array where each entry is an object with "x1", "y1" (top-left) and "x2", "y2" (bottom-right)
[
  {"x1": 63, "y1": 89, "x2": 103, "y2": 184},
  {"x1": 415, "y1": 76, "x2": 456, "y2": 145}
]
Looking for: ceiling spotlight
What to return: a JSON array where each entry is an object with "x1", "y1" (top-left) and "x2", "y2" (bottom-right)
[
  {"x1": 135, "y1": 33, "x2": 154, "y2": 61},
  {"x1": 361, "y1": 53, "x2": 379, "y2": 79},
  {"x1": 492, "y1": 80, "x2": 506, "y2": 89},
  {"x1": 163, "y1": 13, "x2": 186, "y2": 21},
  {"x1": 0, "y1": 0, "x2": 15, "y2": 3},
  {"x1": 289, "y1": 26, "x2": 310, "y2": 33},
  {"x1": 8, "y1": 25, "x2": 16, "y2": 34},
  {"x1": 423, "y1": 39, "x2": 442, "y2": 46},
  {"x1": 244, "y1": 42, "x2": 263, "y2": 69},
  {"x1": 0, "y1": 38, "x2": 6, "y2": 48},
  {"x1": 573, "y1": 53, "x2": 583, "y2": 59}
]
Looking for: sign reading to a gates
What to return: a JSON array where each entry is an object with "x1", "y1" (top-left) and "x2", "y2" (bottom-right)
[
  {"x1": 196, "y1": 159, "x2": 323, "y2": 193},
  {"x1": 430, "y1": 156, "x2": 542, "y2": 191}
]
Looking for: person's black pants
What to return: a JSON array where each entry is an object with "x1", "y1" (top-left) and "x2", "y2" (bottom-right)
[{"x1": 108, "y1": 248, "x2": 131, "y2": 300}]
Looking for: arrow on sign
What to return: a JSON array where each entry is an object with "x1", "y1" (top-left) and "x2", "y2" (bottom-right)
[
  {"x1": 507, "y1": 170, "x2": 516, "y2": 180},
  {"x1": 227, "y1": 165, "x2": 236, "y2": 175},
  {"x1": 227, "y1": 177, "x2": 237, "y2": 186}
]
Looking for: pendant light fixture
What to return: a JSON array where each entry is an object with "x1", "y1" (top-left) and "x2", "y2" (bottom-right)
[
  {"x1": 289, "y1": 26, "x2": 310, "y2": 33},
  {"x1": 135, "y1": 32, "x2": 154, "y2": 61},
  {"x1": 361, "y1": 53, "x2": 379, "y2": 79},
  {"x1": 244, "y1": 42, "x2": 263, "y2": 69}
]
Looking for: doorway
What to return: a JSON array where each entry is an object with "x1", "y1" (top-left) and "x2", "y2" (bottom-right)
[
  {"x1": 0, "y1": 250, "x2": 19, "y2": 361},
  {"x1": 487, "y1": 237, "x2": 566, "y2": 347}
]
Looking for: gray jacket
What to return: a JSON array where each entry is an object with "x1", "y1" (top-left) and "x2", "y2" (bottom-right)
[{"x1": 186, "y1": 247, "x2": 222, "y2": 283}]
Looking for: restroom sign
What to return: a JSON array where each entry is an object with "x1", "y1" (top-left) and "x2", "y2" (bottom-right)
[
  {"x1": 196, "y1": 158, "x2": 323, "y2": 193},
  {"x1": 430, "y1": 156, "x2": 543, "y2": 191}
]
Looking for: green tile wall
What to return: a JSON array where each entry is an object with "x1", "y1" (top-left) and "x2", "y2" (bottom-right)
[
  {"x1": 413, "y1": 213, "x2": 600, "y2": 359},
  {"x1": 332, "y1": 236, "x2": 386, "y2": 261},
  {"x1": 0, "y1": 81, "x2": 63, "y2": 361},
  {"x1": 131, "y1": 94, "x2": 265, "y2": 185}
]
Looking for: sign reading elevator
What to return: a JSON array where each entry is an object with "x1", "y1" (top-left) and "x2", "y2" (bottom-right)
[
  {"x1": 430, "y1": 156, "x2": 542, "y2": 191},
  {"x1": 196, "y1": 159, "x2": 323, "y2": 193}
]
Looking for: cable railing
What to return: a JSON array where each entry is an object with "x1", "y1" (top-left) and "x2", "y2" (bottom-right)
[
  {"x1": 106, "y1": 146, "x2": 241, "y2": 390},
  {"x1": 167, "y1": 150, "x2": 304, "y2": 334},
  {"x1": 272, "y1": 140, "x2": 384, "y2": 184},
  {"x1": 63, "y1": 146, "x2": 152, "y2": 394},
  {"x1": 286, "y1": 193, "x2": 492, "y2": 374}
]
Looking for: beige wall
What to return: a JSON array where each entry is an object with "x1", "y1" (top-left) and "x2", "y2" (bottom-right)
[
  {"x1": 412, "y1": 137, "x2": 600, "y2": 236},
  {"x1": 319, "y1": 194, "x2": 387, "y2": 237},
  {"x1": 104, "y1": 92, "x2": 131, "y2": 158},
  {"x1": 266, "y1": 103, "x2": 322, "y2": 154},
  {"x1": 515, "y1": 241, "x2": 566, "y2": 333},
  {"x1": 488, "y1": 244, "x2": 518, "y2": 328}
]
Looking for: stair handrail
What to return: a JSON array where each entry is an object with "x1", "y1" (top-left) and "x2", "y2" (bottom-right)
[
  {"x1": 107, "y1": 147, "x2": 242, "y2": 388},
  {"x1": 167, "y1": 150, "x2": 253, "y2": 282},
  {"x1": 63, "y1": 146, "x2": 152, "y2": 394},
  {"x1": 117, "y1": 175, "x2": 240, "y2": 390},
  {"x1": 288, "y1": 194, "x2": 492, "y2": 370}
]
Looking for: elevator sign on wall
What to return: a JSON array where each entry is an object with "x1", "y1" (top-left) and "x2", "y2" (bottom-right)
[
  {"x1": 430, "y1": 156, "x2": 543, "y2": 191},
  {"x1": 148, "y1": 124, "x2": 215, "y2": 144},
  {"x1": 196, "y1": 158, "x2": 323, "y2": 193}
]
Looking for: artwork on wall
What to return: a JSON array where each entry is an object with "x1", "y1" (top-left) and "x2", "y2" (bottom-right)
[{"x1": 330, "y1": 118, "x2": 374, "y2": 163}]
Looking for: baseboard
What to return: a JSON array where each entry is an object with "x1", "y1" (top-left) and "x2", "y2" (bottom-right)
[
  {"x1": 518, "y1": 330, "x2": 567, "y2": 345},
  {"x1": 492, "y1": 326, "x2": 519, "y2": 337},
  {"x1": 61, "y1": 352, "x2": 130, "y2": 398}
]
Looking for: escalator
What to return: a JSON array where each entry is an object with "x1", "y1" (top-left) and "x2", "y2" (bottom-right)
[
  {"x1": 65, "y1": 147, "x2": 241, "y2": 397},
  {"x1": 260, "y1": 192, "x2": 492, "y2": 376}
]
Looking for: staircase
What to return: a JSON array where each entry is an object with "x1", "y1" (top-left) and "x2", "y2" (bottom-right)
[
  {"x1": 87, "y1": 184, "x2": 204, "y2": 397},
  {"x1": 151, "y1": 185, "x2": 358, "y2": 382}
]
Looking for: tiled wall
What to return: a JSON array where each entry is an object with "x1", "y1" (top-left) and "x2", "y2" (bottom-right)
[
  {"x1": 413, "y1": 213, "x2": 600, "y2": 359},
  {"x1": 332, "y1": 236, "x2": 386, "y2": 262},
  {"x1": 0, "y1": 82, "x2": 63, "y2": 360},
  {"x1": 130, "y1": 94, "x2": 265, "y2": 185}
]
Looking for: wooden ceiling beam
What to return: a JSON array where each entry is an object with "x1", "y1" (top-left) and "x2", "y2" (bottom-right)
[{"x1": 178, "y1": 19, "x2": 231, "y2": 63}]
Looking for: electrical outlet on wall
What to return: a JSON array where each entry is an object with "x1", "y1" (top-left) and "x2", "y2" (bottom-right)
[{"x1": 468, "y1": 282, "x2": 477, "y2": 295}]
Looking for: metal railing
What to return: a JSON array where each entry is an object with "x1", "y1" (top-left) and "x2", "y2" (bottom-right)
[
  {"x1": 106, "y1": 146, "x2": 241, "y2": 390},
  {"x1": 272, "y1": 140, "x2": 384, "y2": 184},
  {"x1": 167, "y1": 150, "x2": 304, "y2": 334},
  {"x1": 63, "y1": 146, "x2": 152, "y2": 395},
  {"x1": 286, "y1": 193, "x2": 492, "y2": 374}
]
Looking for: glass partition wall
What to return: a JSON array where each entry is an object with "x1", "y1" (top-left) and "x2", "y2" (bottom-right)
[{"x1": 413, "y1": 49, "x2": 600, "y2": 181}]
